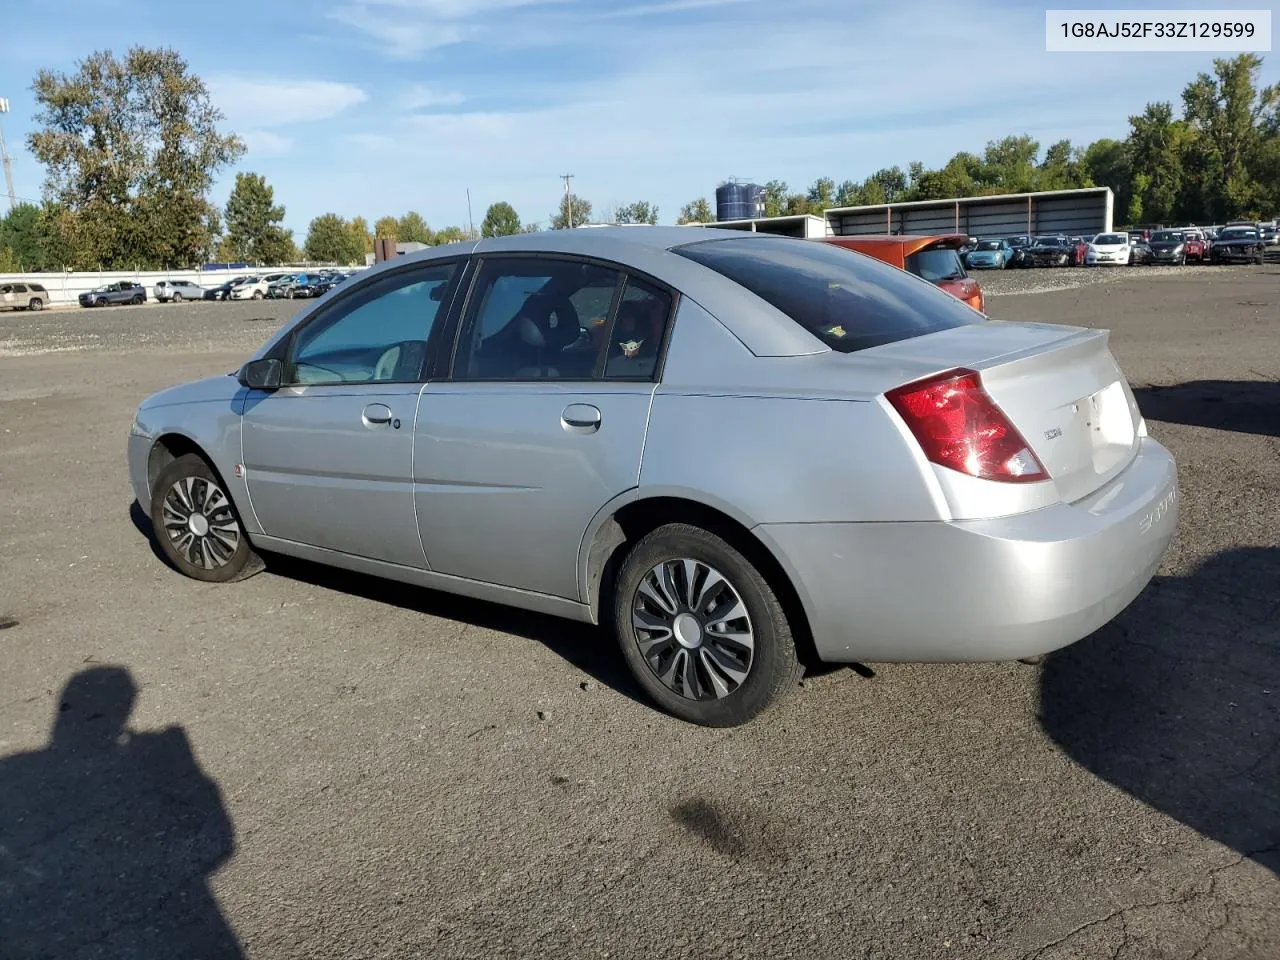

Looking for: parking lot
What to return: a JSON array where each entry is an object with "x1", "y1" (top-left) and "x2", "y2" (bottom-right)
[{"x1": 1, "y1": 265, "x2": 1278, "y2": 959}]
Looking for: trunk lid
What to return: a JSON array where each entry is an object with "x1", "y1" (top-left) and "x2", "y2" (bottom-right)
[{"x1": 863, "y1": 321, "x2": 1142, "y2": 503}]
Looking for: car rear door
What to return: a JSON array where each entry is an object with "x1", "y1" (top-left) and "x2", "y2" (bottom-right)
[
  {"x1": 413, "y1": 255, "x2": 673, "y2": 600},
  {"x1": 240, "y1": 259, "x2": 465, "y2": 568}
]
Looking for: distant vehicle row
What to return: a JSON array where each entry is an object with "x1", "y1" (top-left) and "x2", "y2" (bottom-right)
[
  {"x1": 960, "y1": 223, "x2": 1269, "y2": 269},
  {"x1": 70, "y1": 271, "x2": 361, "y2": 308}
]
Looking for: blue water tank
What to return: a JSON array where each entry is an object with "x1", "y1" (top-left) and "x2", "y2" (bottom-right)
[
  {"x1": 744, "y1": 183, "x2": 765, "y2": 218},
  {"x1": 716, "y1": 183, "x2": 752, "y2": 222}
]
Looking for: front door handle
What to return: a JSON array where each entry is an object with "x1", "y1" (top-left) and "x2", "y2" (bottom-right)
[
  {"x1": 362, "y1": 403, "x2": 394, "y2": 426},
  {"x1": 562, "y1": 403, "x2": 602, "y2": 430}
]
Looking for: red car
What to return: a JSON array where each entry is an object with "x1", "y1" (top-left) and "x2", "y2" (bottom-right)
[
  {"x1": 1068, "y1": 237, "x2": 1090, "y2": 266},
  {"x1": 1181, "y1": 230, "x2": 1207, "y2": 261}
]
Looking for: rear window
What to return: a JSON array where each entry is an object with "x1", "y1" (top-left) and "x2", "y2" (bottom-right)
[
  {"x1": 673, "y1": 236, "x2": 984, "y2": 354},
  {"x1": 904, "y1": 246, "x2": 966, "y2": 282}
]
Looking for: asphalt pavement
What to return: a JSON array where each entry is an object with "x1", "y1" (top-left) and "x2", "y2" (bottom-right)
[{"x1": 1, "y1": 265, "x2": 1277, "y2": 959}]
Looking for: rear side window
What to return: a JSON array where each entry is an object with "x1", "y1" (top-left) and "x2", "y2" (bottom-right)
[
  {"x1": 11, "y1": 284, "x2": 27, "y2": 293},
  {"x1": 30, "y1": 284, "x2": 46, "y2": 292},
  {"x1": 904, "y1": 247, "x2": 966, "y2": 282},
  {"x1": 673, "y1": 236, "x2": 984, "y2": 353}
]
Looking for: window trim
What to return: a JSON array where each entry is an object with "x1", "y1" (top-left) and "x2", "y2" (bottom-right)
[
  {"x1": 442, "y1": 251, "x2": 680, "y2": 385},
  {"x1": 275, "y1": 258, "x2": 467, "y2": 389}
]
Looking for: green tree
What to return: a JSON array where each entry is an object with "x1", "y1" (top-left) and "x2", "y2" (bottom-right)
[
  {"x1": 1128, "y1": 102, "x2": 1187, "y2": 223},
  {"x1": 0, "y1": 203, "x2": 49, "y2": 270},
  {"x1": 223, "y1": 172, "x2": 292, "y2": 264},
  {"x1": 27, "y1": 47, "x2": 243, "y2": 268},
  {"x1": 761, "y1": 180, "x2": 789, "y2": 217},
  {"x1": 374, "y1": 215, "x2": 399, "y2": 239},
  {"x1": 481, "y1": 201, "x2": 522, "y2": 236},
  {"x1": 981, "y1": 135, "x2": 1040, "y2": 191},
  {"x1": 614, "y1": 201, "x2": 659, "y2": 225},
  {"x1": 550, "y1": 193, "x2": 592, "y2": 229},
  {"x1": 805, "y1": 177, "x2": 835, "y2": 213},
  {"x1": 304, "y1": 213, "x2": 362, "y2": 264},
  {"x1": 0, "y1": 246, "x2": 18, "y2": 272},
  {"x1": 867, "y1": 167, "x2": 908, "y2": 203},
  {"x1": 396, "y1": 211, "x2": 433, "y2": 244},
  {"x1": 1082, "y1": 138, "x2": 1132, "y2": 215},
  {"x1": 433, "y1": 225, "x2": 471, "y2": 244},
  {"x1": 348, "y1": 216, "x2": 373, "y2": 256},
  {"x1": 677, "y1": 198, "x2": 713, "y2": 224},
  {"x1": 834, "y1": 180, "x2": 862, "y2": 207}
]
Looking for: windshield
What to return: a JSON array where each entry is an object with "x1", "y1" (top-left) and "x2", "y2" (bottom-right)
[
  {"x1": 673, "y1": 236, "x2": 984, "y2": 354},
  {"x1": 904, "y1": 247, "x2": 967, "y2": 282},
  {"x1": 1220, "y1": 227, "x2": 1258, "y2": 239},
  {"x1": 1152, "y1": 231, "x2": 1182, "y2": 242},
  {"x1": 976, "y1": 240, "x2": 1001, "y2": 250},
  {"x1": 1093, "y1": 234, "x2": 1127, "y2": 245},
  {"x1": 1033, "y1": 236, "x2": 1058, "y2": 246}
]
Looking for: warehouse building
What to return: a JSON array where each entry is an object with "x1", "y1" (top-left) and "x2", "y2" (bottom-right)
[
  {"x1": 689, "y1": 214, "x2": 830, "y2": 238},
  {"x1": 824, "y1": 186, "x2": 1115, "y2": 238}
]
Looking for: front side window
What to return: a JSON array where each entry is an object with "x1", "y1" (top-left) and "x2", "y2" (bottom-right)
[
  {"x1": 453, "y1": 258, "x2": 622, "y2": 380},
  {"x1": 674, "y1": 236, "x2": 984, "y2": 354},
  {"x1": 288, "y1": 262, "x2": 457, "y2": 385}
]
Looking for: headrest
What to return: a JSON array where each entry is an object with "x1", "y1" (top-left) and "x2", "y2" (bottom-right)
[{"x1": 518, "y1": 316, "x2": 546, "y2": 347}]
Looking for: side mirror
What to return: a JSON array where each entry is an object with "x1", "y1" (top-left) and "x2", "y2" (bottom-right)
[{"x1": 238, "y1": 357, "x2": 283, "y2": 391}]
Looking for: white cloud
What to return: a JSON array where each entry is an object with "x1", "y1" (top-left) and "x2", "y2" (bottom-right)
[
  {"x1": 345, "y1": 132, "x2": 396, "y2": 152},
  {"x1": 209, "y1": 77, "x2": 368, "y2": 127},
  {"x1": 328, "y1": 0, "x2": 573, "y2": 59},
  {"x1": 240, "y1": 130, "x2": 295, "y2": 157},
  {"x1": 399, "y1": 84, "x2": 466, "y2": 110}
]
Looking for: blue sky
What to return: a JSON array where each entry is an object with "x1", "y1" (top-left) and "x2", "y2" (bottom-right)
[{"x1": 1, "y1": 0, "x2": 1276, "y2": 236}]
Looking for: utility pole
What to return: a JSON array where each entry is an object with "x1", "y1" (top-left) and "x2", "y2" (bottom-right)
[
  {"x1": 466, "y1": 188, "x2": 474, "y2": 237},
  {"x1": 561, "y1": 173, "x2": 574, "y2": 228},
  {"x1": 0, "y1": 99, "x2": 16, "y2": 212}
]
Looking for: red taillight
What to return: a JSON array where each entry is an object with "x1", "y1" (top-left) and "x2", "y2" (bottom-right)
[{"x1": 886, "y1": 368, "x2": 1047, "y2": 483}]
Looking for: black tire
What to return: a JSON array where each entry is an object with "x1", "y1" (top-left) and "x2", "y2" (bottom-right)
[
  {"x1": 149, "y1": 452, "x2": 263, "y2": 583},
  {"x1": 28, "y1": 298, "x2": 42, "y2": 311},
  {"x1": 172, "y1": 292, "x2": 183, "y2": 302},
  {"x1": 252, "y1": 290, "x2": 264, "y2": 300},
  {"x1": 132, "y1": 295, "x2": 144, "y2": 305},
  {"x1": 612, "y1": 523, "x2": 802, "y2": 727}
]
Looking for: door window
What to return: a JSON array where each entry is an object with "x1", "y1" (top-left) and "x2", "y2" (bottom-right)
[
  {"x1": 603, "y1": 277, "x2": 673, "y2": 379},
  {"x1": 453, "y1": 258, "x2": 622, "y2": 380},
  {"x1": 288, "y1": 262, "x2": 457, "y2": 385}
]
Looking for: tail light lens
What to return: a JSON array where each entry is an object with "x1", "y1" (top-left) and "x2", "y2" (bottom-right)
[{"x1": 886, "y1": 368, "x2": 1047, "y2": 484}]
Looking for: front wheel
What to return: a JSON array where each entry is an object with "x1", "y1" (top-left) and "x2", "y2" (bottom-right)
[
  {"x1": 252, "y1": 290, "x2": 264, "y2": 300},
  {"x1": 149, "y1": 453, "x2": 262, "y2": 583},
  {"x1": 613, "y1": 523, "x2": 802, "y2": 727},
  {"x1": 172, "y1": 292, "x2": 183, "y2": 302}
]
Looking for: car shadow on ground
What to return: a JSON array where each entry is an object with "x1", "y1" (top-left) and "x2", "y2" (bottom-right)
[
  {"x1": 1132, "y1": 380, "x2": 1280, "y2": 438},
  {"x1": 0, "y1": 666, "x2": 243, "y2": 957},
  {"x1": 129, "y1": 499, "x2": 647, "y2": 706},
  {"x1": 1040, "y1": 546, "x2": 1280, "y2": 874}
]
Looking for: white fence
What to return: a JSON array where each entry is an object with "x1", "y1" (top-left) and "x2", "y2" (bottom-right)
[{"x1": 1, "y1": 267, "x2": 275, "y2": 306}]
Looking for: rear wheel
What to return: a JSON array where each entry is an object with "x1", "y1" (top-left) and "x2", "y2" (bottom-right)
[
  {"x1": 131, "y1": 294, "x2": 144, "y2": 305},
  {"x1": 28, "y1": 298, "x2": 43, "y2": 311},
  {"x1": 149, "y1": 453, "x2": 262, "y2": 583},
  {"x1": 613, "y1": 523, "x2": 802, "y2": 727},
  {"x1": 253, "y1": 290, "x2": 264, "y2": 300}
]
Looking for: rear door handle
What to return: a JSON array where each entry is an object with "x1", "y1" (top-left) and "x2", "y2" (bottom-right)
[
  {"x1": 362, "y1": 403, "x2": 394, "y2": 426},
  {"x1": 562, "y1": 403, "x2": 601, "y2": 430}
]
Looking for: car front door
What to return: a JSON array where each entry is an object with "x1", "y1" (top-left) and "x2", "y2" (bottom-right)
[
  {"x1": 414, "y1": 256, "x2": 675, "y2": 600},
  {"x1": 240, "y1": 259, "x2": 464, "y2": 568}
]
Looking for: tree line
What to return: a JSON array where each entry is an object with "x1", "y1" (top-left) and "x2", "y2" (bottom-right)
[
  {"x1": 3, "y1": 49, "x2": 1276, "y2": 273},
  {"x1": 676, "y1": 54, "x2": 1279, "y2": 229}
]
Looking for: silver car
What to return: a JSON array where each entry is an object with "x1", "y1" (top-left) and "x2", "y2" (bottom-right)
[{"x1": 127, "y1": 228, "x2": 1178, "y2": 726}]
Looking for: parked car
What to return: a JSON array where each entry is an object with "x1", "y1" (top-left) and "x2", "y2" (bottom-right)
[
  {"x1": 265, "y1": 275, "x2": 300, "y2": 299},
  {"x1": 963, "y1": 238, "x2": 1013, "y2": 270},
  {"x1": 1022, "y1": 235, "x2": 1074, "y2": 268},
  {"x1": 1086, "y1": 233, "x2": 1131, "y2": 266},
  {"x1": 79, "y1": 281, "x2": 146, "y2": 307},
  {"x1": 0, "y1": 281, "x2": 49, "y2": 311},
  {"x1": 230, "y1": 273, "x2": 292, "y2": 300},
  {"x1": 204, "y1": 276, "x2": 253, "y2": 301},
  {"x1": 1004, "y1": 236, "x2": 1033, "y2": 267},
  {"x1": 126, "y1": 227, "x2": 1177, "y2": 727},
  {"x1": 154, "y1": 279, "x2": 205, "y2": 302},
  {"x1": 820, "y1": 234, "x2": 984, "y2": 312},
  {"x1": 1180, "y1": 229, "x2": 1208, "y2": 261},
  {"x1": 1210, "y1": 225, "x2": 1266, "y2": 264},
  {"x1": 292, "y1": 273, "x2": 339, "y2": 298},
  {"x1": 1147, "y1": 230, "x2": 1189, "y2": 265},
  {"x1": 1067, "y1": 237, "x2": 1090, "y2": 266},
  {"x1": 1128, "y1": 239, "x2": 1154, "y2": 265},
  {"x1": 1260, "y1": 224, "x2": 1278, "y2": 248}
]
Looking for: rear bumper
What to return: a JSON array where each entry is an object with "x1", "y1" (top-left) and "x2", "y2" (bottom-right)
[{"x1": 756, "y1": 437, "x2": 1178, "y2": 663}]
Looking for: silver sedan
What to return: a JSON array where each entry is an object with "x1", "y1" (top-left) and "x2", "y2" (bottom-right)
[{"x1": 127, "y1": 227, "x2": 1178, "y2": 726}]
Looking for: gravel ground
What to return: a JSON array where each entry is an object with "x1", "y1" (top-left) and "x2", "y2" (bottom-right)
[{"x1": 1, "y1": 265, "x2": 1278, "y2": 959}]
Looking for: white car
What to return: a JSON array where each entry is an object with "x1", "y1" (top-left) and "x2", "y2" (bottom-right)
[
  {"x1": 1086, "y1": 233, "x2": 1131, "y2": 266},
  {"x1": 230, "y1": 273, "x2": 292, "y2": 300}
]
